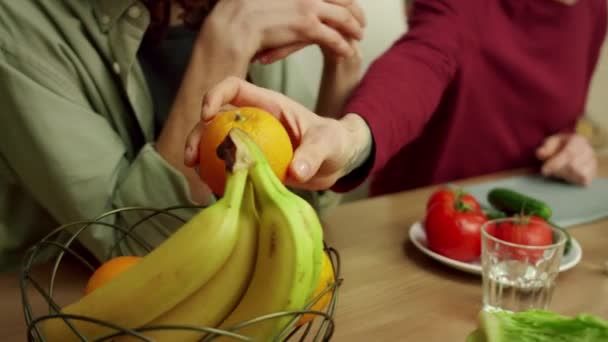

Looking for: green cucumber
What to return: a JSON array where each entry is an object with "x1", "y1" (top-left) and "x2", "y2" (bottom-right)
[{"x1": 487, "y1": 188, "x2": 552, "y2": 220}]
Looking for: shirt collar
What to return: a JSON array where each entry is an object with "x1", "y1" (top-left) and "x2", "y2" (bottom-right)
[{"x1": 94, "y1": 0, "x2": 141, "y2": 32}]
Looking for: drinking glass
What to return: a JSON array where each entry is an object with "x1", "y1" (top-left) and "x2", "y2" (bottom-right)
[{"x1": 481, "y1": 217, "x2": 567, "y2": 312}]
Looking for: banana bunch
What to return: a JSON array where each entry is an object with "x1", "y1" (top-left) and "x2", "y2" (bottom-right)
[{"x1": 41, "y1": 128, "x2": 325, "y2": 342}]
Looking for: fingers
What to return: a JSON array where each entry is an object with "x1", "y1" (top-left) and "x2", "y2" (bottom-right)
[
  {"x1": 287, "y1": 119, "x2": 354, "y2": 191},
  {"x1": 540, "y1": 134, "x2": 582, "y2": 175},
  {"x1": 318, "y1": 2, "x2": 364, "y2": 41},
  {"x1": 307, "y1": 21, "x2": 354, "y2": 58},
  {"x1": 568, "y1": 152, "x2": 597, "y2": 185},
  {"x1": 255, "y1": 43, "x2": 309, "y2": 64},
  {"x1": 541, "y1": 134, "x2": 597, "y2": 186},
  {"x1": 184, "y1": 121, "x2": 203, "y2": 167},
  {"x1": 324, "y1": 0, "x2": 366, "y2": 27},
  {"x1": 550, "y1": 159, "x2": 595, "y2": 186},
  {"x1": 578, "y1": 157, "x2": 598, "y2": 185},
  {"x1": 554, "y1": 147, "x2": 596, "y2": 185},
  {"x1": 536, "y1": 134, "x2": 566, "y2": 160},
  {"x1": 541, "y1": 147, "x2": 571, "y2": 177},
  {"x1": 288, "y1": 128, "x2": 332, "y2": 183},
  {"x1": 201, "y1": 77, "x2": 285, "y2": 121}
]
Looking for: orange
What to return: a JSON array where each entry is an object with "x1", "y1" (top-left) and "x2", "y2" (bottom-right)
[
  {"x1": 198, "y1": 107, "x2": 294, "y2": 196},
  {"x1": 297, "y1": 251, "x2": 336, "y2": 326},
  {"x1": 84, "y1": 256, "x2": 143, "y2": 295}
]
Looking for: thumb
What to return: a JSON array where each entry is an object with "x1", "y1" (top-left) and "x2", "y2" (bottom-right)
[
  {"x1": 288, "y1": 132, "x2": 330, "y2": 184},
  {"x1": 537, "y1": 134, "x2": 566, "y2": 160},
  {"x1": 184, "y1": 121, "x2": 203, "y2": 167}
]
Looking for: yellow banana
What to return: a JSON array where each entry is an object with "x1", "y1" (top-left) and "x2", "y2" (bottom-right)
[
  {"x1": 41, "y1": 149, "x2": 251, "y2": 341},
  {"x1": 115, "y1": 183, "x2": 259, "y2": 342},
  {"x1": 211, "y1": 128, "x2": 323, "y2": 341}
]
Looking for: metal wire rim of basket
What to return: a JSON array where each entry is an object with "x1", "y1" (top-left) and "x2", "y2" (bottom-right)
[{"x1": 20, "y1": 205, "x2": 343, "y2": 342}]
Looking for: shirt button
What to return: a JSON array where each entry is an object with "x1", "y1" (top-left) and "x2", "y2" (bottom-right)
[
  {"x1": 100, "y1": 15, "x2": 111, "y2": 25},
  {"x1": 127, "y1": 6, "x2": 142, "y2": 19},
  {"x1": 112, "y1": 62, "x2": 121, "y2": 75}
]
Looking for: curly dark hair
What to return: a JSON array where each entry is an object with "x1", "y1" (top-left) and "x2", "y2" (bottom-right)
[{"x1": 141, "y1": 0, "x2": 220, "y2": 44}]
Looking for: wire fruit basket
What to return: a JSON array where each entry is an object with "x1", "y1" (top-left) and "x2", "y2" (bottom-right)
[{"x1": 20, "y1": 205, "x2": 343, "y2": 341}]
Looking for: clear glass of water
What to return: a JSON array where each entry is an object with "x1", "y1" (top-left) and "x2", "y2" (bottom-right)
[{"x1": 481, "y1": 217, "x2": 567, "y2": 312}]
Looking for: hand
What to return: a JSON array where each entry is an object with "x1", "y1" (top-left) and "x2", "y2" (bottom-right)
[
  {"x1": 200, "y1": 0, "x2": 366, "y2": 67},
  {"x1": 536, "y1": 133, "x2": 597, "y2": 186},
  {"x1": 255, "y1": 0, "x2": 366, "y2": 64},
  {"x1": 258, "y1": 38, "x2": 363, "y2": 120},
  {"x1": 184, "y1": 77, "x2": 372, "y2": 190}
]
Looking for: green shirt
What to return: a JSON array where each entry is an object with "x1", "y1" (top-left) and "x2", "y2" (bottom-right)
[
  {"x1": 0, "y1": 0, "x2": 313, "y2": 271},
  {"x1": 0, "y1": 0, "x2": 407, "y2": 272}
]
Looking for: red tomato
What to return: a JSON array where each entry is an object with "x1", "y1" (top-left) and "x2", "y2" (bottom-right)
[
  {"x1": 424, "y1": 201, "x2": 488, "y2": 262},
  {"x1": 426, "y1": 187, "x2": 482, "y2": 213},
  {"x1": 492, "y1": 216, "x2": 553, "y2": 263}
]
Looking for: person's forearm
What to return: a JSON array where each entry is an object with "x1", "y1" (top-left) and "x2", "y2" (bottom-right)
[
  {"x1": 339, "y1": 113, "x2": 373, "y2": 175},
  {"x1": 315, "y1": 54, "x2": 362, "y2": 119},
  {"x1": 156, "y1": 42, "x2": 249, "y2": 204},
  {"x1": 329, "y1": 113, "x2": 373, "y2": 193}
]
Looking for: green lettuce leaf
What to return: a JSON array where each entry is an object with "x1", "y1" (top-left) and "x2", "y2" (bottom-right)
[{"x1": 466, "y1": 309, "x2": 608, "y2": 342}]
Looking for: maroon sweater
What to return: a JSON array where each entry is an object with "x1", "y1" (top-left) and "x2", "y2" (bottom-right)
[{"x1": 333, "y1": 0, "x2": 606, "y2": 197}]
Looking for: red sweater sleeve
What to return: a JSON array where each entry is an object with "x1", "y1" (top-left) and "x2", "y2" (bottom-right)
[{"x1": 332, "y1": 0, "x2": 470, "y2": 193}]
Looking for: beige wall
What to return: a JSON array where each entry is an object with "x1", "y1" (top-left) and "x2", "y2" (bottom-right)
[
  {"x1": 587, "y1": 38, "x2": 608, "y2": 130},
  {"x1": 585, "y1": 36, "x2": 608, "y2": 155}
]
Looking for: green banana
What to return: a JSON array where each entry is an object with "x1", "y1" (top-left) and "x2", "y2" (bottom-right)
[
  {"x1": 213, "y1": 128, "x2": 321, "y2": 341},
  {"x1": 266, "y1": 170, "x2": 325, "y2": 313},
  {"x1": 114, "y1": 183, "x2": 259, "y2": 342},
  {"x1": 42, "y1": 149, "x2": 250, "y2": 341},
  {"x1": 253, "y1": 139, "x2": 325, "y2": 311}
]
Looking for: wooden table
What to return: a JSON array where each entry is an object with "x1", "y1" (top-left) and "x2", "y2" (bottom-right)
[
  {"x1": 323, "y1": 156, "x2": 608, "y2": 341},
  {"x1": 1, "y1": 157, "x2": 607, "y2": 342}
]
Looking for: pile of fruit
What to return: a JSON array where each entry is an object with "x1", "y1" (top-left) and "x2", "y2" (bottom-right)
[
  {"x1": 424, "y1": 186, "x2": 571, "y2": 263},
  {"x1": 39, "y1": 112, "x2": 335, "y2": 341}
]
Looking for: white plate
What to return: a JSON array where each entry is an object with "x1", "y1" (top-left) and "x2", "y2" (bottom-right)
[{"x1": 409, "y1": 221, "x2": 582, "y2": 275}]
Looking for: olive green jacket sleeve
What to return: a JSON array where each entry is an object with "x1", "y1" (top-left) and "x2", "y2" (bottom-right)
[
  {"x1": 0, "y1": 0, "x2": 407, "y2": 271},
  {"x1": 0, "y1": 37, "x2": 199, "y2": 266}
]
